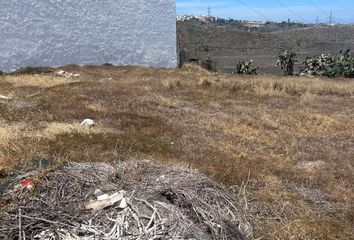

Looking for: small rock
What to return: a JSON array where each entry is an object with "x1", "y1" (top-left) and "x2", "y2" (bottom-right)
[
  {"x1": 80, "y1": 119, "x2": 95, "y2": 128},
  {"x1": 56, "y1": 70, "x2": 80, "y2": 78},
  {"x1": 56, "y1": 70, "x2": 66, "y2": 76}
]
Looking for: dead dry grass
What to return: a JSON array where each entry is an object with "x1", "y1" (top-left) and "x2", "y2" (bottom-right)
[{"x1": 0, "y1": 64, "x2": 353, "y2": 239}]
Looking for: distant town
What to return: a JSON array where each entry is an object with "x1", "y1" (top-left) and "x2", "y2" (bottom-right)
[{"x1": 177, "y1": 14, "x2": 352, "y2": 30}]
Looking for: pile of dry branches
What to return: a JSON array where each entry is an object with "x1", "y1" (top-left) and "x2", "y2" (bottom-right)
[{"x1": 0, "y1": 160, "x2": 252, "y2": 239}]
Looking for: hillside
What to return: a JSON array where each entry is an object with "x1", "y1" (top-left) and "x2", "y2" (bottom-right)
[
  {"x1": 0, "y1": 65, "x2": 353, "y2": 239},
  {"x1": 177, "y1": 22, "x2": 354, "y2": 73}
]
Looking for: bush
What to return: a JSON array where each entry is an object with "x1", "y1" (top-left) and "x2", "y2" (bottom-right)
[
  {"x1": 11, "y1": 66, "x2": 41, "y2": 75},
  {"x1": 301, "y1": 49, "x2": 354, "y2": 78},
  {"x1": 236, "y1": 60, "x2": 258, "y2": 75},
  {"x1": 200, "y1": 58, "x2": 218, "y2": 72},
  {"x1": 277, "y1": 50, "x2": 298, "y2": 76},
  {"x1": 0, "y1": 71, "x2": 4, "y2": 76}
]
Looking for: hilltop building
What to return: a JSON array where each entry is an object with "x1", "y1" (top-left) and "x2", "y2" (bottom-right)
[
  {"x1": 195, "y1": 16, "x2": 217, "y2": 23},
  {"x1": 177, "y1": 15, "x2": 217, "y2": 23},
  {"x1": 242, "y1": 20, "x2": 266, "y2": 28},
  {"x1": 0, "y1": 0, "x2": 177, "y2": 72}
]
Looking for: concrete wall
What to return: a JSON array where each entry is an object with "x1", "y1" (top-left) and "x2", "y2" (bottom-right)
[{"x1": 0, "y1": 0, "x2": 176, "y2": 72}]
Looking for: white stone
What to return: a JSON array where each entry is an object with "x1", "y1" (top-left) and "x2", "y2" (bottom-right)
[
  {"x1": 80, "y1": 119, "x2": 95, "y2": 128},
  {"x1": 0, "y1": 0, "x2": 177, "y2": 72},
  {"x1": 56, "y1": 70, "x2": 66, "y2": 76},
  {"x1": 0, "y1": 94, "x2": 11, "y2": 100}
]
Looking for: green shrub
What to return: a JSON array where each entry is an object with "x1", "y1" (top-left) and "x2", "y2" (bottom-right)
[
  {"x1": 12, "y1": 66, "x2": 40, "y2": 75},
  {"x1": 236, "y1": 60, "x2": 258, "y2": 75},
  {"x1": 277, "y1": 50, "x2": 298, "y2": 76}
]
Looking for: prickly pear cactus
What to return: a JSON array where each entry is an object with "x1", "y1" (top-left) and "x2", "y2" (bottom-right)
[
  {"x1": 277, "y1": 50, "x2": 298, "y2": 76},
  {"x1": 236, "y1": 60, "x2": 258, "y2": 75}
]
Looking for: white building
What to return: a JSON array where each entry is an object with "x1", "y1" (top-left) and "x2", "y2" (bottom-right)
[{"x1": 0, "y1": 0, "x2": 177, "y2": 72}]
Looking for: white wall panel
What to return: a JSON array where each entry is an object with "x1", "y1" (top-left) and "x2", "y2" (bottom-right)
[{"x1": 0, "y1": 0, "x2": 176, "y2": 72}]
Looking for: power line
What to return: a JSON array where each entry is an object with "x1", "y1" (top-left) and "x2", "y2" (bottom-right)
[
  {"x1": 236, "y1": 0, "x2": 273, "y2": 22},
  {"x1": 331, "y1": 0, "x2": 354, "y2": 19},
  {"x1": 274, "y1": 0, "x2": 306, "y2": 22},
  {"x1": 306, "y1": 0, "x2": 329, "y2": 17}
]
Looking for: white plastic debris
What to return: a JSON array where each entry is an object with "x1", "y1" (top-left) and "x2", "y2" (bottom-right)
[
  {"x1": 80, "y1": 119, "x2": 95, "y2": 128},
  {"x1": 97, "y1": 194, "x2": 110, "y2": 201},
  {"x1": 85, "y1": 191, "x2": 128, "y2": 212}
]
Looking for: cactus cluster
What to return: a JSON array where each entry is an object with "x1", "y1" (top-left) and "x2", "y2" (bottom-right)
[
  {"x1": 301, "y1": 54, "x2": 333, "y2": 77},
  {"x1": 236, "y1": 60, "x2": 258, "y2": 75},
  {"x1": 301, "y1": 49, "x2": 354, "y2": 78},
  {"x1": 277, "y1": 50, "x2": 298, "y2": 76}
]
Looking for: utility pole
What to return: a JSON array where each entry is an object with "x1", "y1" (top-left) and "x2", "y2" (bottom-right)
[
  {"x1": 316, "y1": 16, "x2": 319, "y2": 25},
  {"x1": 329, "y1": 11, "x2": 333, "y2": 25}
]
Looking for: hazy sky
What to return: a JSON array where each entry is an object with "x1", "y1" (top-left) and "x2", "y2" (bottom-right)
[{"x1": 177, "y1": 0, "x2": 354, "y2": 23}]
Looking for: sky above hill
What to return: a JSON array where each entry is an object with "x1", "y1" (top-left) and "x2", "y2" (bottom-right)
[{"x1": 177, "y1": 0, "x2": 354, "y2": 23}]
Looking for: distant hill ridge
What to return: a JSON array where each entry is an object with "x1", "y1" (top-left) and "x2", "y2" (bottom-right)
[{"x1": 177, "y1": 22, "x2": 354, "y2": 73}]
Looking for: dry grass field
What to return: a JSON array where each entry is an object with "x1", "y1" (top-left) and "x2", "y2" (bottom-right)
[{"x1": 0, "y1": 65, "x2": 353, "y2": 239}]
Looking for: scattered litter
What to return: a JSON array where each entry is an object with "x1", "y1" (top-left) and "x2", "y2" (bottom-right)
[
  {"x1": 21, "y1": 178, "x2": 34, "y2": 190},
  {"x1": 0, "y1": 160, "x2": 253, "y2": 239},
  {"x1": 0, "y1": 157, "x2": 52, "y2": 198},
  {"x1": 55, "y1": 69, "x2": 80, "y2": 78},
  {"x1": 80, "y1": 119, "x2": 95, "y2": 128}
]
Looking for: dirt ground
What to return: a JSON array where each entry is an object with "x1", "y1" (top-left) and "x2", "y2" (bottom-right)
[{"x1": 0, "y1": 65, "x2": 353, "y2": 239}]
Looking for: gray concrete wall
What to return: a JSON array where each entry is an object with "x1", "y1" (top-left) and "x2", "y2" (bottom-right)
[{"x1": 0, "y1": 0, "x2": 176, "y2": 72}]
